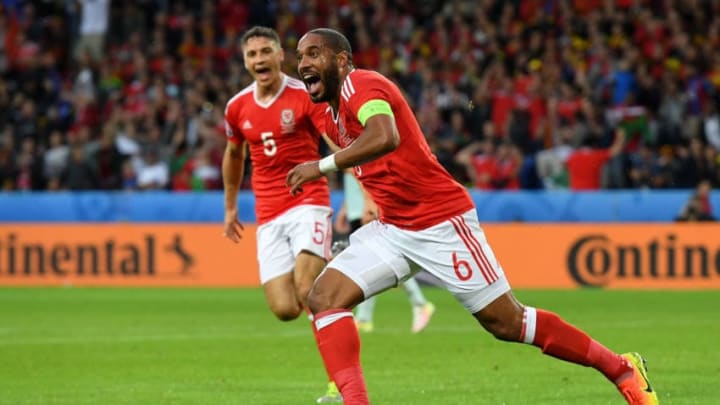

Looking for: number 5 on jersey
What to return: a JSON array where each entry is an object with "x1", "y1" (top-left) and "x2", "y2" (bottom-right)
[{"x1": 261, "y1": 131, "x2": 277, "y2": 156}]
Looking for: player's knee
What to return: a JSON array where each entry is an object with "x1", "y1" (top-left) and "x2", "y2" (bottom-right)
[
  {"x1": 306, "y1": 287, "x2": 331, "y2": 314},
  {"x1": 294, "y1": 282, "x2": 313, "y2": 306},
  {"x1": 269, "y1": 302, "x2": 302, "y2": 322}
]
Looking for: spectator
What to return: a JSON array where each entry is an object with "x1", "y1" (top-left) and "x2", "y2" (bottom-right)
[
  {"x1": 536, "y1": 124, "x2": 575, "y2": 189},
  {"x1": 136, "y1": 147, "x2": 169, "y2": 190},
  {"x1": 61, "y1": 145, "x2": 98, "y2": 190},
  {"x1": 0, "y1": 142, "x2": 14, "y2": 190},
  {"x1": 490, "y1": 140, "x2": 522, "y2": 190},
  {"x1": 121, "y1": 159, "x2": 137, "y2": 190},
  {"x1": 93, "y1": 125, "x2": 123, "y2": 189},
  {"x1": 455, "y1": 135, "x2": 497, "y2": 189},
  {"x1": 676, "y1": 180, "x2": 715, "y2": 221},
  {"x1": 74, "y1": 0, "x2": 110, "y2": 63},
  {"x1": 566, "y1": 128, "x2": 626, "y2": 191},
  {"x1": 1, "y1": 1, "x2": 720, "y2": 193},
  {"x1": 43, "y1": 130, "x2": 70, "y2": 180}
]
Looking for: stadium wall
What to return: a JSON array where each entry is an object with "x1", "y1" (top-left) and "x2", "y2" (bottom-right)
[
  {"x1": 1, "y1": 191, "x2": 718, "y2": 289},
  {"x1": 0, "y1": 189, "x2": 712, "y2": 223},
  {"x1": 1, "y1": 223, "x2": 719, "y2": 289}
]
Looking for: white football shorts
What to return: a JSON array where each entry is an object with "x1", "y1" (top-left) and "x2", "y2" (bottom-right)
[
  {"x1": 256, "y1": 204, "x2": 333, "y2": 284},
  {"x1": 328, "y1": 209, "x2": 511, "y2": 313}
]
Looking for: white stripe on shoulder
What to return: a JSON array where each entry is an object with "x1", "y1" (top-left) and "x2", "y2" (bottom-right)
[
  {"x1": 225, "y1": 83, "x2": 255, "y2": 114},
  {"x1": 286, "y1": 76, "x2": 308, "y2": 90},
  {"x1": 340, "y1": 73, "x2": 357, "y2": 102},
  {"x1": 341, "y1": 81, "x2": 350, "y2": 101},
  {"x1": 345, "y1": 75, "x2": 356, "y2": 95}
]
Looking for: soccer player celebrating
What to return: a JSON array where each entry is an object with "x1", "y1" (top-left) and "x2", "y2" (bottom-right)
[
  {"x1": 222, "y1": 26, "x2": 341, "y2": 404},
  {"x1": 287, "y1": 28, "x2": 659, "y2": 405}
]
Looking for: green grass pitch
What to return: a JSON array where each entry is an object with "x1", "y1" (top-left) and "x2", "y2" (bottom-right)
[{"x1": 0, "y1": 287, "x2": 717, "y2": 404}]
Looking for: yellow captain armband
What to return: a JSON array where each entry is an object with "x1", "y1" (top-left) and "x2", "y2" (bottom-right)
[{"x1": 357, "y1": 99, "x2": 394, "y2": 126}]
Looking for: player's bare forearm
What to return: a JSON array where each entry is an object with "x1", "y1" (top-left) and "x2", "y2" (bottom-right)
[
  {"x1": 222, "y1": 141, "x2": 246, "y2": 210},
  {"x1": 334, "y1": 114, "x2": 399, "y2": 170},
  {"x1": 222, "y1": 142, "x2": 246, "y2": 243}
]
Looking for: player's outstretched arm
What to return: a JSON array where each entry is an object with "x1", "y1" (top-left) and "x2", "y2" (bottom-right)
[
  {"x1": 334, "y1": 114, "x2": 399, "y2": 169},
  {"x1": 286, "y1": 114, "x2": 399, "y2": 195},
  {"x1": 222, "y1": 141, "x2": 247, "y2": 243}
]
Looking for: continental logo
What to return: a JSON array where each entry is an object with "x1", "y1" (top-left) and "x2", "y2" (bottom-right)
[
  {"x1": 567, "y1": 233, "x2": 720, "y2": 287},
  {"x1": 0, "y1": 233, "x2": 194, "y2": 277}
]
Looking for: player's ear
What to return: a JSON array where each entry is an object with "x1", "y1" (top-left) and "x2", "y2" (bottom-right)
[
  {"x1": 336, "y1": 51, "x2": 349, "y2": 69},
  {"x1": 278, "y1": 48, "x2": 285, "y2": 63}
]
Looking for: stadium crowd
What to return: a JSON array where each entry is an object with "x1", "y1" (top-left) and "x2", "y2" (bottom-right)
[{"x1": 1, "y1": 0, "x2": 720, "y2": 196}]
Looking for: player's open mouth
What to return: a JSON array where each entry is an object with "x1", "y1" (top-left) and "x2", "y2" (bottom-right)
[
  {"x1": 255, "y1": 67, "x2": 271, "y2": 81},
  {"x1": 302, "y1": 73, "x2": 322, "y2": 96}
]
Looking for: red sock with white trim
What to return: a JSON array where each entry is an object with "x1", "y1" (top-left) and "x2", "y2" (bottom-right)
[
  {"x1": 314, "y1": 309, "x2": 369, "y2": 404},
  {"x1": 307, "y1": 310, "x2": 334, "y2": 383},
  {"x1": 521, "y1": 307, "x2": 633, "y2": 383}
]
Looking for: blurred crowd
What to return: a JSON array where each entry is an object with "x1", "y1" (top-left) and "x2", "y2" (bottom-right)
[{"x1": 1, "y1": 0, "x2": 720, "y2": 194}]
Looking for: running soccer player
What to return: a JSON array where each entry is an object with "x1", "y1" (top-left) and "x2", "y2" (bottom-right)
[
  {"x1": 287, "y1": 28, "x2": 659, "y2": 405},
  {"x1": 222, "y1": 26, "x2": 341, "y2": 404}
]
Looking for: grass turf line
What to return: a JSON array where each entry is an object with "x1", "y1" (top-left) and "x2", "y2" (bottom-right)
[{"x1": 0, "y1": 287, "x2": 717, "y2": 404}]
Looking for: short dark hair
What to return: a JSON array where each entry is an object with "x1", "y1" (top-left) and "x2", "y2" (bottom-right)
[
  {"x1": 308, "y1": 28, "x2": 353, "y2": 64},
  {"x1": 241, "y1": 26, "x2": 281, "y2": 47}
]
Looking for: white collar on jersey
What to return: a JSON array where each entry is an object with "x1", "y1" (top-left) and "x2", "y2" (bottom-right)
[{"x1": 253, "y1": 74, "x2": 288, "y2": 109}]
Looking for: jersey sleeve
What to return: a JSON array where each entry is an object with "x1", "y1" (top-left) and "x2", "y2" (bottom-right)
[
  {"x1": 224, "y1": 102, "x2": 245, "y2": 145},
  {"x1": 345, "y1": 74, "x2": 395, "y2": 127}
]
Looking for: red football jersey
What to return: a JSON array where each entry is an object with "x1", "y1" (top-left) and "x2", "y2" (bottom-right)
[
  {"x1": 326, "y1": 69, "x2": 474, "y2": 230},
  {"x1": 225, "y1": 74, "x2": 330, "y2": 224},
  {"x1": 566, "y1": 148, "x2": 611, "y2": 190}
]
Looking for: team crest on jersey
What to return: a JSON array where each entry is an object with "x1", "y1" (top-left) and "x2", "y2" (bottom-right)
[
  {"x1": 337, "y1": 118, "x2": 353, "y2": 147},
  {"x1": 280, "y1": 109, "x2": 295, "y2": 134}
]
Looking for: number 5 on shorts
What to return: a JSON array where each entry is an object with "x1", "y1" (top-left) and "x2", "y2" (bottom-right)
[{"x1": 312, "y1": 221, "x2": 325, "y2": 244}]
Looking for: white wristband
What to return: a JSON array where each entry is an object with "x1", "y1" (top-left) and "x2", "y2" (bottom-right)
[{"x1": 318, "y1": 154, "x2": 338, "y2": 174}]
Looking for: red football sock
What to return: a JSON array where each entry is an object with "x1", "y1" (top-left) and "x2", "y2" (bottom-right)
[
  {"x1": 521, "y1": 307, "x2": 632, "y2": 383},
  {"x1": 307, "y1": 310, "x2": 334, "y2": 382},
  {"x1": 313, "y1": 309, "x2": 369, "y2": 405}
]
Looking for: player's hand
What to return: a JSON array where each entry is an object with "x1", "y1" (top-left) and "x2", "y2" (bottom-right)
[
  {"x1": 286, "y1": 161, "x2": 322, "y2": 196},
  {"x1": 223, "y1": 208, "x2": 245, "y2": 243}
]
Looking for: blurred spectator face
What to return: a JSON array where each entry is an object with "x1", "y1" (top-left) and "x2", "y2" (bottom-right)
[
  {"x1": 482, "y1": 121, "x2": 496, "y2": 138},
  {"x1": 144, "y1": 149, "x2": 159, "y2": 165},
  {"x1": 20, "y1": 100, "x2": 35, "y2": 118},
  {"x1": 558, "y1": 125, "x2": 574, "y2": 146},
  {"x1": 122, "y1": 161, "x2": 135, "y2": 178},
  {"x1": 690, "y1": 138, "x2": 703, "y2": 155},
  {"x1": 698, "y1": 180, "x2": 711, "y2": 197},
  {"x1": 71, "y1": 146, "x2": 86, "y2": 163},
  {"x1": 450, "y1": 111, "x2": 464, "y2": 132},
  {"x1": 704, "y1": 144, "x2": 717, "y2": 162},
  {"x1": 497, "y1": 142, "x2": 510, "y2": 159},
  {"x1": 242, "y1": 35, "x2": 283, "y2": 89},
  {"x1": 47, "y1": 177, "x2": 61, "y2": 191},
  {"x1": 49, "y1": 131, "x2": 63, "y2": 148},
  {"x1": 560, "y1": 83, "x2": 574, "y2": 100},
  {"x1": 20, "y1": 138, "x2": 35, "y2": 155}
]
